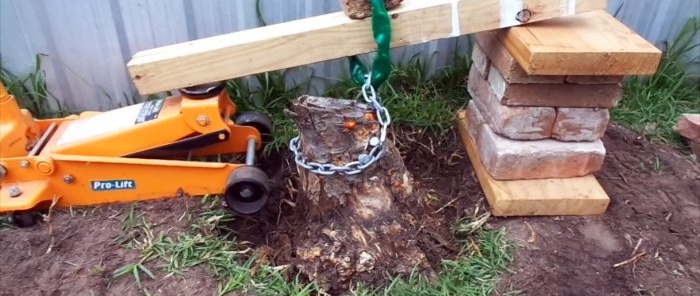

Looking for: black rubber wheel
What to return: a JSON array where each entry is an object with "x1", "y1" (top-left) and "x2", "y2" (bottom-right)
[
  {"x1": 179, "y1": 81, "x2": 226, "y2": 100},
  {"x1": 224, "y1": 166, "x2": 269, "y2": 214},
  {"x1": 9, "y1": 211, "x2": 38, "y2": 228},
  {"x1": 235, "y1": 111, "x2": 273, "y2": 146}
]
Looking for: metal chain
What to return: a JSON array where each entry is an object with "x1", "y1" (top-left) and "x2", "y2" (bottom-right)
[{"x1": 289, "y1": 74, "x2": 391, "y2": 176}]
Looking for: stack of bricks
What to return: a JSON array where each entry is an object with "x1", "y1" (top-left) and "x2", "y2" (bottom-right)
[{"x1": 465, "y1": 31, "x2": 624, "y2": 180}]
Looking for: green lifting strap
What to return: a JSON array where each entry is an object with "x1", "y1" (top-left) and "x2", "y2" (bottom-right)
[{"x1": 349, "y1": 0, "x2": 393, "y2": 88}]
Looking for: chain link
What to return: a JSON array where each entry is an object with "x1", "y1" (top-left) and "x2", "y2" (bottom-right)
[{"x1": 289, "y1": 74, "x2": 391, "y2": 176}]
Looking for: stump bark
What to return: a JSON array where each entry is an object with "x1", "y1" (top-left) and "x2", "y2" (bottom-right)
[
  {"x1": 286, "y1": 95, "x2": 431, "y2": 291},
  {"x1": 340, "y1": 0, "x2": 403, "y2": 19}
]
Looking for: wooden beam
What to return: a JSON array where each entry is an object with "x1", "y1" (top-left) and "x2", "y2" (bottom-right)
[
  {"x1": 127, "y1": 0, "x2": 607, "y2": 94},
  {"x1": 499, "y1": 9, "x2": 662, "y2": 75},
  {"x1": 456, "y1": 110, "x2": 610, "y2": 216}
]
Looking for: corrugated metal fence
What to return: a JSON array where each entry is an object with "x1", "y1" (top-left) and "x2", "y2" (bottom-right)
[{"x1": 1, "y1": 0, "x2": 698, "y2": 111}]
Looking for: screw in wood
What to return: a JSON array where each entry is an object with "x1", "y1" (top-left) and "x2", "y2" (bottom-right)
[{"x1": 515, "y1": 9, "x2": 532, "y2": 23}]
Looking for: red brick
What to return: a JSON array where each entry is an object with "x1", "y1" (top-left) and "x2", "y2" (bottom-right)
[
  {"x1": 674, "y1": 114, "x2": 700, "y2": 143},
  {"x1": 488, "y1": 65, "x2": 623, "y2": 108},
  {"x1": 469, "y1": 115, "x2": 606, "y2": 180},
  {"x1": 468, "y1": 66, "x2": 556, "y2": 140},
  {"x1": 471, "y1": 44, "x2": 490, "y2": 77},
  {"x1": 566, "y1": 75, "x2": 625, "y2": 84},
  {"x1": 674, "y1": 114, "x2": 700, "y2": 160},
  {"x1": 473, "y1": 31, "x2": 565, "y2": 84},
  {"x1": 553, "y1": 108, "x2": 610, "y2": 142}
]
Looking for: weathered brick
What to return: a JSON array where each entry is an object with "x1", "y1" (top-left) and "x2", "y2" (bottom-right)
[
  {"x1": 469, "y1": 115, "x2": 606, "y2": 180},
  {"x1": 566, "y1": 75, "x2": 625, "y2": 84},
  {"x1": 468, "y1": 66, "x2": 556, "y2": 140},
  {"x1": 466, "y1": 100, "x2": 484, "y2": 142},
  {"x1": 674, "y1": 114, "x2": 700, "y2": 143},
  {"x1": 473, "y1": 31, "x2": 565, "y2": 84},
  {"x1": 674, "y1": 114, "x2": 700, "y2": 160},
  {"x1": 488, "y1": 65, "x2": 622, "y2": 108},
  {"x1": 471, "y1": 44, "x2": 490, "y2": 77},
  {"x1": 553, "y1": 108, "x2": 610, "y2": 142}
]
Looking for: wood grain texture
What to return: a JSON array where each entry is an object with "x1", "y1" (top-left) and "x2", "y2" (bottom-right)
[
  {"x1": 499, "y1": 9, "x2": 662, "y2": 75},
  {"x1": 474, "y1": 31, "x2": 566, "y2": 84},
  {"x1": 457, "y1": 110, "x2": 610, "y2": 216},
  {"x1": 127, "y1": 0, "x2": 607, "y2": 94}
]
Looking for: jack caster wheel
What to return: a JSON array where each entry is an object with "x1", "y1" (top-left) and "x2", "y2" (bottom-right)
[
  {"x1": 224, "y1": 166, "x2": 269, "y2": 214},
  {"x1": 235, "y1": 111, "x2": 273, "y2": 145},
  {"x1": 9, "y1": 211, "x2": 39, "y2": 228}
]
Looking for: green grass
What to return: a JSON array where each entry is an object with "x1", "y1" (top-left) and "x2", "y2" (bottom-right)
[
  {"x1": 112, "y1": 262, "x2": 156, "y2": 293},
  {"x1": 612, "y1": 17, "x2": 700, "y2": 145},
  {"x1": 1, "y1": 54, "x2": 171, "y2": 118},
  {"x1": 0, "y1": 54, "x2": 72, "y2": 118},
  {"x1": 225, "y1": 70, "x2": 313, "y2": 154},
  {"x1": 352, "y1": 223, "x2": 513, "y2": 296},
  {"x1": 112, "y1": 197, "x2": 323, "y2": 296},
  {"x1": 113, "y1": 198, "x2": 511, "y2": 296}
]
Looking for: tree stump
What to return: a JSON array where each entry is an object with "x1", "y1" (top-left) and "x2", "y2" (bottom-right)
[
  {"x1": 286, "y1": 95, "x2": 431, "y2": 291},
  {"x1": 340, "y1": 0, "x2": 403, "y2": 19}
]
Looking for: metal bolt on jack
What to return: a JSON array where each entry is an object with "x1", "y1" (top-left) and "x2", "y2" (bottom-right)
[{"x1": 8, "y1": 186, "x2": 22, "y2": 197}]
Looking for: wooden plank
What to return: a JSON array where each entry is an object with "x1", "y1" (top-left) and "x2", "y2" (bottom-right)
[
  {"x1": 499, "y1": 9, "x2": 662, "y2": 75},
  {"x1": 127, "y1": 0, "x2": 607, "y2": 94},
  {"x1": 456, "y1": 110, "x2": 610, "y2": 216}
]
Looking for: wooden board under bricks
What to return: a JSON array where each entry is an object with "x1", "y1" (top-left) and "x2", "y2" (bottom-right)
[
  {"x1": 486, "y1": 65, "x2": 623, "y2": 108},
  {"x1": 456, "y1": 110, "x2": 610, "y2": 217},
  {"x1": 498, "y1": 10, "x2": 662, "y2": 75},
  {"x1": 467, "y1": 67, "x2": 556, "y2": 140},
  {"x1": 466, "y1": 102, "x2": 606, "y2": 180}
]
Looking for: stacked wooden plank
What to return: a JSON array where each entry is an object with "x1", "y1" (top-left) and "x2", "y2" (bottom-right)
[
  {"x1": 127, "y1": 0, "x2": 609, "y2": 95},
  {"x1": 458, "y1": 10, "x2": 662, "y2": 216}
]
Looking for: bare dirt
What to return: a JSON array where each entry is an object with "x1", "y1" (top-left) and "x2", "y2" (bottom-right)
[
  {"x1": 492, "y1": 125, "x2": 700, "y2": 296},
  {"x1": 1, "y1": 125, "x2": 698, "y2": 296}
]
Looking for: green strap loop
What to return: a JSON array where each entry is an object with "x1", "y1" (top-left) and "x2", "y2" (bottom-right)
[{"x1": 349, "y1": 0, "x2": 393, "y2": 88}]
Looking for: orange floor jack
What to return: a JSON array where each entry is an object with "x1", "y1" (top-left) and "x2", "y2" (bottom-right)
[{"x1": 0, "y1": 82, "x2": 272, "y2": 227}]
